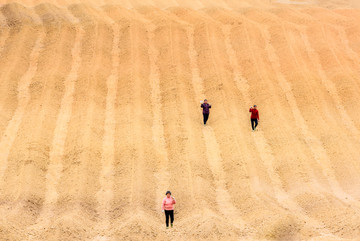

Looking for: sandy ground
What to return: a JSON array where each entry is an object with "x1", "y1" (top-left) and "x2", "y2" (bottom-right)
[{"x1": 0, "y1": 0, "x2": 360, "y2": 240}]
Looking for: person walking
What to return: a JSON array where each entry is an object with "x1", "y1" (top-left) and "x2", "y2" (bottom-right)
[
  {"x1": 249, "y1": 105, "x2": 259, "y2": 131},
  {"x1": 201, "y1": 99, "x2": 211, "y2": 125},
  {"x1": 162, "y1": 191, "x2": 176, "y2": 229}
]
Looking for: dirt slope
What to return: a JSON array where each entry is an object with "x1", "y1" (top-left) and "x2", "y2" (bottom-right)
[{"x1": 0, "y1": 0, "x2": 360, "y2": 240}]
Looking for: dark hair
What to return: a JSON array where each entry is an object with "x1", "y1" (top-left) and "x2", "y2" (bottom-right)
[
  {"x1": 166, "y1": 191, "x2": 171, "y2": 195},
  {"x1": 254, "y1": 105, "x2": 257, "y2": 107},
  {"x1": 204, "y1": 99, "x2": 207, "y2": 101}
]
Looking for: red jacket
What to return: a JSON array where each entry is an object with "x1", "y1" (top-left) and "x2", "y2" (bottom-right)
[{"x1": 249, "y1": 108, "x2": 259, "y2": 120}]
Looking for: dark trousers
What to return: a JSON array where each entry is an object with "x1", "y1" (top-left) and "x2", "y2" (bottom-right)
[
  {"x1": 203, "y1": 113, "x2": 209, "y2": 124},
  {"x1": 251, "y1": 119, "x2": 258, "y2": 130},
  {"x1": 164, "y1": 210, "x2": 174, "y2": 227}
]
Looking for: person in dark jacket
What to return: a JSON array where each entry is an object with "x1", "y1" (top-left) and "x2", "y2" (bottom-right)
[
  {"x1": 249, "y1": 105, "x2": 259, "y2": 131},
  {"x1": 201, "y1": 99, "x2": 211, "y2": 125}
]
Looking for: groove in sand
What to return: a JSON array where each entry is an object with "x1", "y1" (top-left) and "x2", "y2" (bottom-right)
[
  {"x1": 0, "y1": 32, "x2": 45, "y2": 182},
  {"x1": 147, "y1": 24, "x2": 171, "y2": 213},
  {"x1": 94, "y1": 23, "x2": 119, "y2": 240},
  {"x1": 33, "y1": 26, "x2": 83, "y2": 229}
]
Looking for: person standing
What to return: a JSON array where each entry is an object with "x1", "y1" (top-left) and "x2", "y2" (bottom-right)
[
  {"x1": 249, "y1": 105, "x2": 259, "y2": 131},
  {"x1": 162, "y1": 191, "x2": 176, "y2": 229},
  {"x1": 201, "y1": 99, "x2": 211, "y2": 125}
]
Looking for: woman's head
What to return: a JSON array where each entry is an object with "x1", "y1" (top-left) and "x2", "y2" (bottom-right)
[
  {"x1": 166, "y1": 191, "x2": 171, "y2": 197},
  {"x1": 204, "y1": 99, "x2": 208, "y2": 104}
]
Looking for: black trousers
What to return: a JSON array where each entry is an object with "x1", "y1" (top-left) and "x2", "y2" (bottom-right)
[
  {"x1": 164, "y1": 210, "x2": 174, "y2": 227},
  {"x1": 251, "y1": 118, "x2": 258, "y2": 130},
  {"x1": 203, "y1": 113, "x2": 209, "y2": 124}
]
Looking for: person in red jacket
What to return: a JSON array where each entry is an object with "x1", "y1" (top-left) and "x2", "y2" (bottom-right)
[{"x1": 249, "y1": 105, "x2": 259, "y2": 131}]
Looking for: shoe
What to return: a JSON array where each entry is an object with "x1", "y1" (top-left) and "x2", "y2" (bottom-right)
[
  {"x1": 166, "y1": 226, "x2": 169, "y2": 229},
  {"x1": 171, "y1": 223, "x2": 173, "y2": 228}
]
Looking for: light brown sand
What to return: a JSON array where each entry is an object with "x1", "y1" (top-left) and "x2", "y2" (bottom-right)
[{"x1": 0, "y1": 0, "x2": 360, "y2": 240}]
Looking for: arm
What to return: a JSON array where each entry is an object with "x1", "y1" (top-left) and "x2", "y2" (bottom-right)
[
  {"x1": 257, "y1": 110, "x2": 259, "y2": 120},
  {"x1": 161, "y1": 199, "x2": 165, "y2": 211},
  {"x1": 172, "y1": 196, "x2": 176, "y2": 204},
  {"x1": 249, "y1": 108, "x2": 252, "y2": 112},
  {"x1": 201, "y1": 104, "x2": 204, "y2": 108}
]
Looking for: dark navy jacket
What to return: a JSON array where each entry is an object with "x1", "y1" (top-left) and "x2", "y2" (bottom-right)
[{"x1": 201, "y1": 103, "x2": 211, "y2": 114}]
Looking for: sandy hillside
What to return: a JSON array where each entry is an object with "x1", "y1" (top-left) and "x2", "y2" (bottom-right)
[{"x1": 0, "y1": 0, "x2": 360, "y2": 240}]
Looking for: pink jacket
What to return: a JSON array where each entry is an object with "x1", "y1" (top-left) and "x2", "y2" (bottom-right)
[{"x1": 162, "y1": 197, "x2": 176, "y2": 210}]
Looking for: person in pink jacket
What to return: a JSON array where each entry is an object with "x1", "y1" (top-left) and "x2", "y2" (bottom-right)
[{"x1": 162, "y1": 190, "x2": 176, "y2": 228}]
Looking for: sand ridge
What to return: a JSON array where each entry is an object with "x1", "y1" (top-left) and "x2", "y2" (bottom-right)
[{"x1": 0, "y1": 0, "x2": 360, "y2": 240}]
